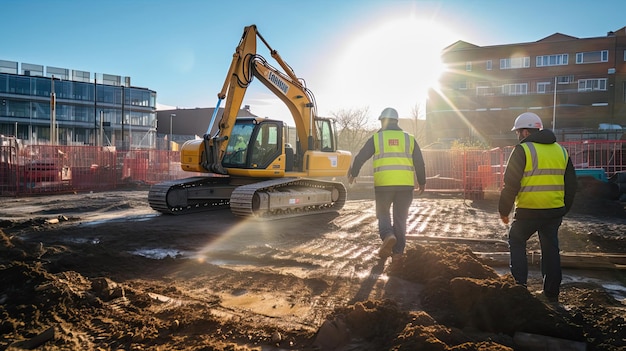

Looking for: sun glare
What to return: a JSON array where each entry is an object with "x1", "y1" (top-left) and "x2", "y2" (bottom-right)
[{"x1": 323, "y1": 16, "x2": 456, "y2": 120}]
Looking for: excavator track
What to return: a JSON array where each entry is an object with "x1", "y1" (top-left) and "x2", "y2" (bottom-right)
[
  {"x1": 148, "y1": 176, "x2": 235, "y2": 215},
  {"x1": 149, "y1": 176, "x2": 347, "y2": 219},
  {"x1": 230, "y1": 178, "x2": 347, "y2": 219}
]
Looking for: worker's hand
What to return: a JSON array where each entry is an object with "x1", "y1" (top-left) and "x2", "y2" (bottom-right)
[
  {"x1": 348, "y1": 175, "x2": 356, "y2": 184},
  {"x1": 414, "y1": 184, "x2": 424, "y2": 196},
  {"x1": 500, "y1": 215, "x2": 509, "y2": 225}
]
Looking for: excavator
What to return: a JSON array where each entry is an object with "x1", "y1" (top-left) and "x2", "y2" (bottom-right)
[{"x1": 148, "y1": 24, "x2": 352, "y2": 218}]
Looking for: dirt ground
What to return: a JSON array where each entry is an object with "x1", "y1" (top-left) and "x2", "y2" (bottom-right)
[{"x1": 1, "y1": 178, "x2": 625, "y2": 351}]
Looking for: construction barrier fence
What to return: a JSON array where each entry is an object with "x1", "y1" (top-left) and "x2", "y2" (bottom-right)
[{"x1": 1, "y1": 138, "x2": 625, "y2": 199}]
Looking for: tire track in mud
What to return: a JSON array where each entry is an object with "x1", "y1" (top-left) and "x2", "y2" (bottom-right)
[
  {"x1": 198, "y1": 197, "x2": 510, "y2": 324},
  {"x1": 407, "y1": 198, "x2": 507, "y2": 241},
  {"x1": 181, "y1": 201, "x2": 387, "y2": 328}
]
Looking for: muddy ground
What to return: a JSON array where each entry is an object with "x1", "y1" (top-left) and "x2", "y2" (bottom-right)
[{"x1": 1, "y1": 179, "x2": 625, "y2": 350}]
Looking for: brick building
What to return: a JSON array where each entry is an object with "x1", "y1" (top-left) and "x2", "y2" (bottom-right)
[{"x1": 426, "y1": 26, "x2": 626, "y2": 147}]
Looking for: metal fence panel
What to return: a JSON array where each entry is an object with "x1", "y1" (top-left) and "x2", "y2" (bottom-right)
[{"x1": 1, "y1": 140, "x2": 624, "y2": 197}]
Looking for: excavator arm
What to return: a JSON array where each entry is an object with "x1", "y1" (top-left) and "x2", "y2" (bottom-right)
[
  {"x1": 150, "y1": 25, "x2": 352, "y2": 217},
  {"x1": 204, "y1": 24, "x2": 319, "y2": 173}
]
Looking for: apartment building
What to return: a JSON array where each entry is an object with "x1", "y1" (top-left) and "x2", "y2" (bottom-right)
[
  {"x1": 426, "y1": 26, "x2": 626, "y2": 147},
  {"x1": 0, "y1": 59, "x2": 157, "y2": 149}
]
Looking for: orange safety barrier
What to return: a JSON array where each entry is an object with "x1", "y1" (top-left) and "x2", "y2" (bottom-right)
[
  {"x1": 422, "y1": 149, "x2": 495, "y2": 200},
  {"x1": 1, "y1": 140, "x2": 625, "y2": 197}
]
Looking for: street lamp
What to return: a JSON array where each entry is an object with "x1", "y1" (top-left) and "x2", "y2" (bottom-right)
[
  {"x1": 169, "y1": 113, "x2": 176, "y2": 151},
  {"x1": 552, "y1": 76, "x2": 557, "y2": 131}
]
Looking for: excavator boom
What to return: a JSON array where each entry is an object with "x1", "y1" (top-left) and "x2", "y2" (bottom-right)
[
  {"x1": 148, "y1": 24, "x2": 352, "y2": 218},
  {"x1": 213, "y1": 24, "x2": 319, "y2": 163}
]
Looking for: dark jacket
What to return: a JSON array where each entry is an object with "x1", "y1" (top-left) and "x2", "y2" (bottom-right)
[
  {"x1": 498, "y1": 129, "x2": 577, "y2": 219},
  {"x1": 349, "y1": 124, "x2": 426, "y2": 190}
]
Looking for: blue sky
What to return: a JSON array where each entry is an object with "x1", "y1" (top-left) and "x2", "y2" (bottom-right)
[{"x1": 3, "y1": 0, "x2": 626, "y2": 125}]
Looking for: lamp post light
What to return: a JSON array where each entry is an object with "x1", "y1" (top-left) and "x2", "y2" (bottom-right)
[{"x1": 169, "y1": 113, "x2": 176, "y2": 151}]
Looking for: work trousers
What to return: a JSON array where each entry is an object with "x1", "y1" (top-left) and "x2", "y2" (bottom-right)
[
  {"x1": 508, "y1": 217, "x2": 563, "y2": 298},
  {"x1": 374, "y1": 188, "x2": 413, "y2": 255}
]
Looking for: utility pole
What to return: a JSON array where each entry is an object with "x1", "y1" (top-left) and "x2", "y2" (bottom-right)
[
  {"x1": 99, "y1": 110, "x2": 104, "y2": 147},
  {"x1": 50, "y1": 76, "x2": 56, "y2": 145},
  {"x1": 169, "y1": 113, "x2": 176, "y2": 151},
  {"x1": 121, "y1": 86, "x2": 125, "y2": 149},
  {"x1": 94, "y1": 74, "x2": 98, "y2": 146},
  {"x1": 552, "y1": 76, "x2": 557, "y2": 132}
]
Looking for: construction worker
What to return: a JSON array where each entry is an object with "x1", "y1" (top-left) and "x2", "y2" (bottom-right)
[
  {"x1": 234, "y1": 135, "x2": 247, "y2": 151},
  {"x1": 499, "y1": 112, "x2": 577, "y2": 304},
  {"x1": 348, "y1": 107, "x2": 426, "y2": 262}
]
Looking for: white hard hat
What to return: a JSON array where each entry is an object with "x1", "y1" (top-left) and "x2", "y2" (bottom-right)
[
  {"x1": 511, "y1": 112, "x2": 543, "y2": 131},
  {"x1": 378, "y1": 107, "x2": 399, "y2": 120}
]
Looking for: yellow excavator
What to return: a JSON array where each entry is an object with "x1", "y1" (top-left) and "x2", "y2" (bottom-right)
[{"x1": 149, "y1": 24, "x2": 352, "y2": 218}]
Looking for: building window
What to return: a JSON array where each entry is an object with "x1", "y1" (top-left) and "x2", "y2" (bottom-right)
[
  {"x1": 476, "y1": 86, "x2": 493, "y2": 96},
  {"x1": 465, "y1": 62, "x2": 472, "y2": 71},
  {"x1": 576, "y1": 50, "x2": 608, "y2": 64},
  {"x1": 578, "y1": 78, "x2": 607, "y2": 91},
  {"x1": 536, "y1": 54, "x2": 568, "y2": 67},
  {"x1": 502, "y1": 83, "x2": 528, "y2": 95},
  {"x1": 557, "y1": 75, "x2": 574, "y2": 84},
  {"x1": 456, "y1": 81, "x2": 468, "y2": 90},
  {"x1": 500, "y1": 57, "x2": 530, "y2": 69},
  {"x1": 537, "y1": 82, "x2": 551, "y2": 94},
  {"x1": 486, "y1": 60, "x2": 492, "y2": 70}
]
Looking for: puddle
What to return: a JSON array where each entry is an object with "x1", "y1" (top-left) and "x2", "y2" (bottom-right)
[
  {"x1": 63, "y1": 237, "x2": 101, "y2": 245},
  {"x1": 563, "y1": 273, "x2": 626, "y2": 303},
  {"x1": 129, "y1": 248, "x2": 190, "y2": 259},
  {"x1": 79, "y1": 213, "x2": 158, "y2": 226},
  {"x1": 495, "y1": 267, "x2": 626, "y2": 303}
]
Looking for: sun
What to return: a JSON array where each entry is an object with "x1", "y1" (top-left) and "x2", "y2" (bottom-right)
[{"x1": 322, "y1": 16, "x2": 456, "y2": 120}]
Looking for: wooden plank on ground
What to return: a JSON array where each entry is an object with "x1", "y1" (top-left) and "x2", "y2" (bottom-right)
[{"x1": 408, "y1": 236, "x2": 626, "y2": 270}]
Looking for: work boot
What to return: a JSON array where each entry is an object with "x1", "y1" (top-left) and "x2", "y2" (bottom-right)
[
  {"x1": 533, "y1": 290, "x2": 560, "y2": 308},
  {"x1": 387, "y1": 254, "x2": 404, "y2": 274},
  {"x1": 378, "y1": 235, "x2": 396, "y2": 259}
]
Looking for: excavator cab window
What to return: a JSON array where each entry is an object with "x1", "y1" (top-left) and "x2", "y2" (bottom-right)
[
  {"x1": 223, "y1": 123, "x2": 255, "y2": 166},
  {"x1": 315, "y1": 118, "x2": 335, "y2": 152},
  {"x1": 223, "y1": 120, "x2": 282, "y2": 169},
  {"x1": 250, "y1": 122, "x2": 281, "y2": 168}
]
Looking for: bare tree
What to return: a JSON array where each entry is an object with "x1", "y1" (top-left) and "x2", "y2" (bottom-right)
[
  {"x1": 409, "y1": 103, "x2": 428, "y2": 145},
  {"x1": 330, "y1": 107, "x2": 376, "y2": 154}
]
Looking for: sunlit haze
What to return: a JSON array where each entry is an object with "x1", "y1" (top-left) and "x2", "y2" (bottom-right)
[
  {"x1": 243, "y1": 14, "x2": 455, "y2": 124},
  {"x1": 3, "y1": 0, "x2": 626, "y2": 126},
  {"x1": 321, "y1": 16, "x2": 455, "y2": 120}
]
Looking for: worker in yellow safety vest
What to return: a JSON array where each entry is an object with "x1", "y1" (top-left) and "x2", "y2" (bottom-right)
[
  {"x1": 499, "y1": 112, "x2": 577, "y2": 305},
  {"x1": 348, "y1": 107, "x2": 426, "y2": 264}
]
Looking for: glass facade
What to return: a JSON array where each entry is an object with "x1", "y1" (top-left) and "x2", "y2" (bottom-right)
[{"x1": 0, "y1": 68, "x2": 157, "y2": 149}]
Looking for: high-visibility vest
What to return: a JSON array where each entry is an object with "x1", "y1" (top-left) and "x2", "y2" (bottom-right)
[
  {"x1": 516, "y1": 142, "x2": 568, "y2": 209},
  {"x1": 372, "y1": 130, "x2": 415, "y2": 186}
]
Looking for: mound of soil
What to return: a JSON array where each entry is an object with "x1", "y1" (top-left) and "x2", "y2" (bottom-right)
[
  {"x1": 0, "y1": 190, "x2": 625, "y2": 350},
  {"x1": 315, "y1": 244, "x2": 625, "y2": 350}
]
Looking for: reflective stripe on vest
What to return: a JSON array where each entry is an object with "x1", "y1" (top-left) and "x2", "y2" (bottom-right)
[
  {"x1": 516, "y1": 142, "x2": 568, "y2": 209},
  {"x1": 372, "y1": 130, "x2": 415, "y2": 186}
]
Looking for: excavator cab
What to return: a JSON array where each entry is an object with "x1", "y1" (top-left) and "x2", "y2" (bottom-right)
[
  {"x1": 221, "y1": 116, "x2": 342, "y2": 176},
  {"x1": 222, "y1": 117, "x2": 284, "y2": 171}
]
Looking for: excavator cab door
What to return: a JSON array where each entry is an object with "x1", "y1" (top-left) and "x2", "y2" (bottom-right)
[
  {"x1": 222, "y1": 118, "x2": 284, "y2": 170},
  {"x1": 249, "y1": 121, "x2": 282, "y2": 168},
  {"x1": 223, "y1": 122, "x2": 255, "y2": 167},
  {"x1": 315, "y1": 118, "x2": 337, "y2": 152}
]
